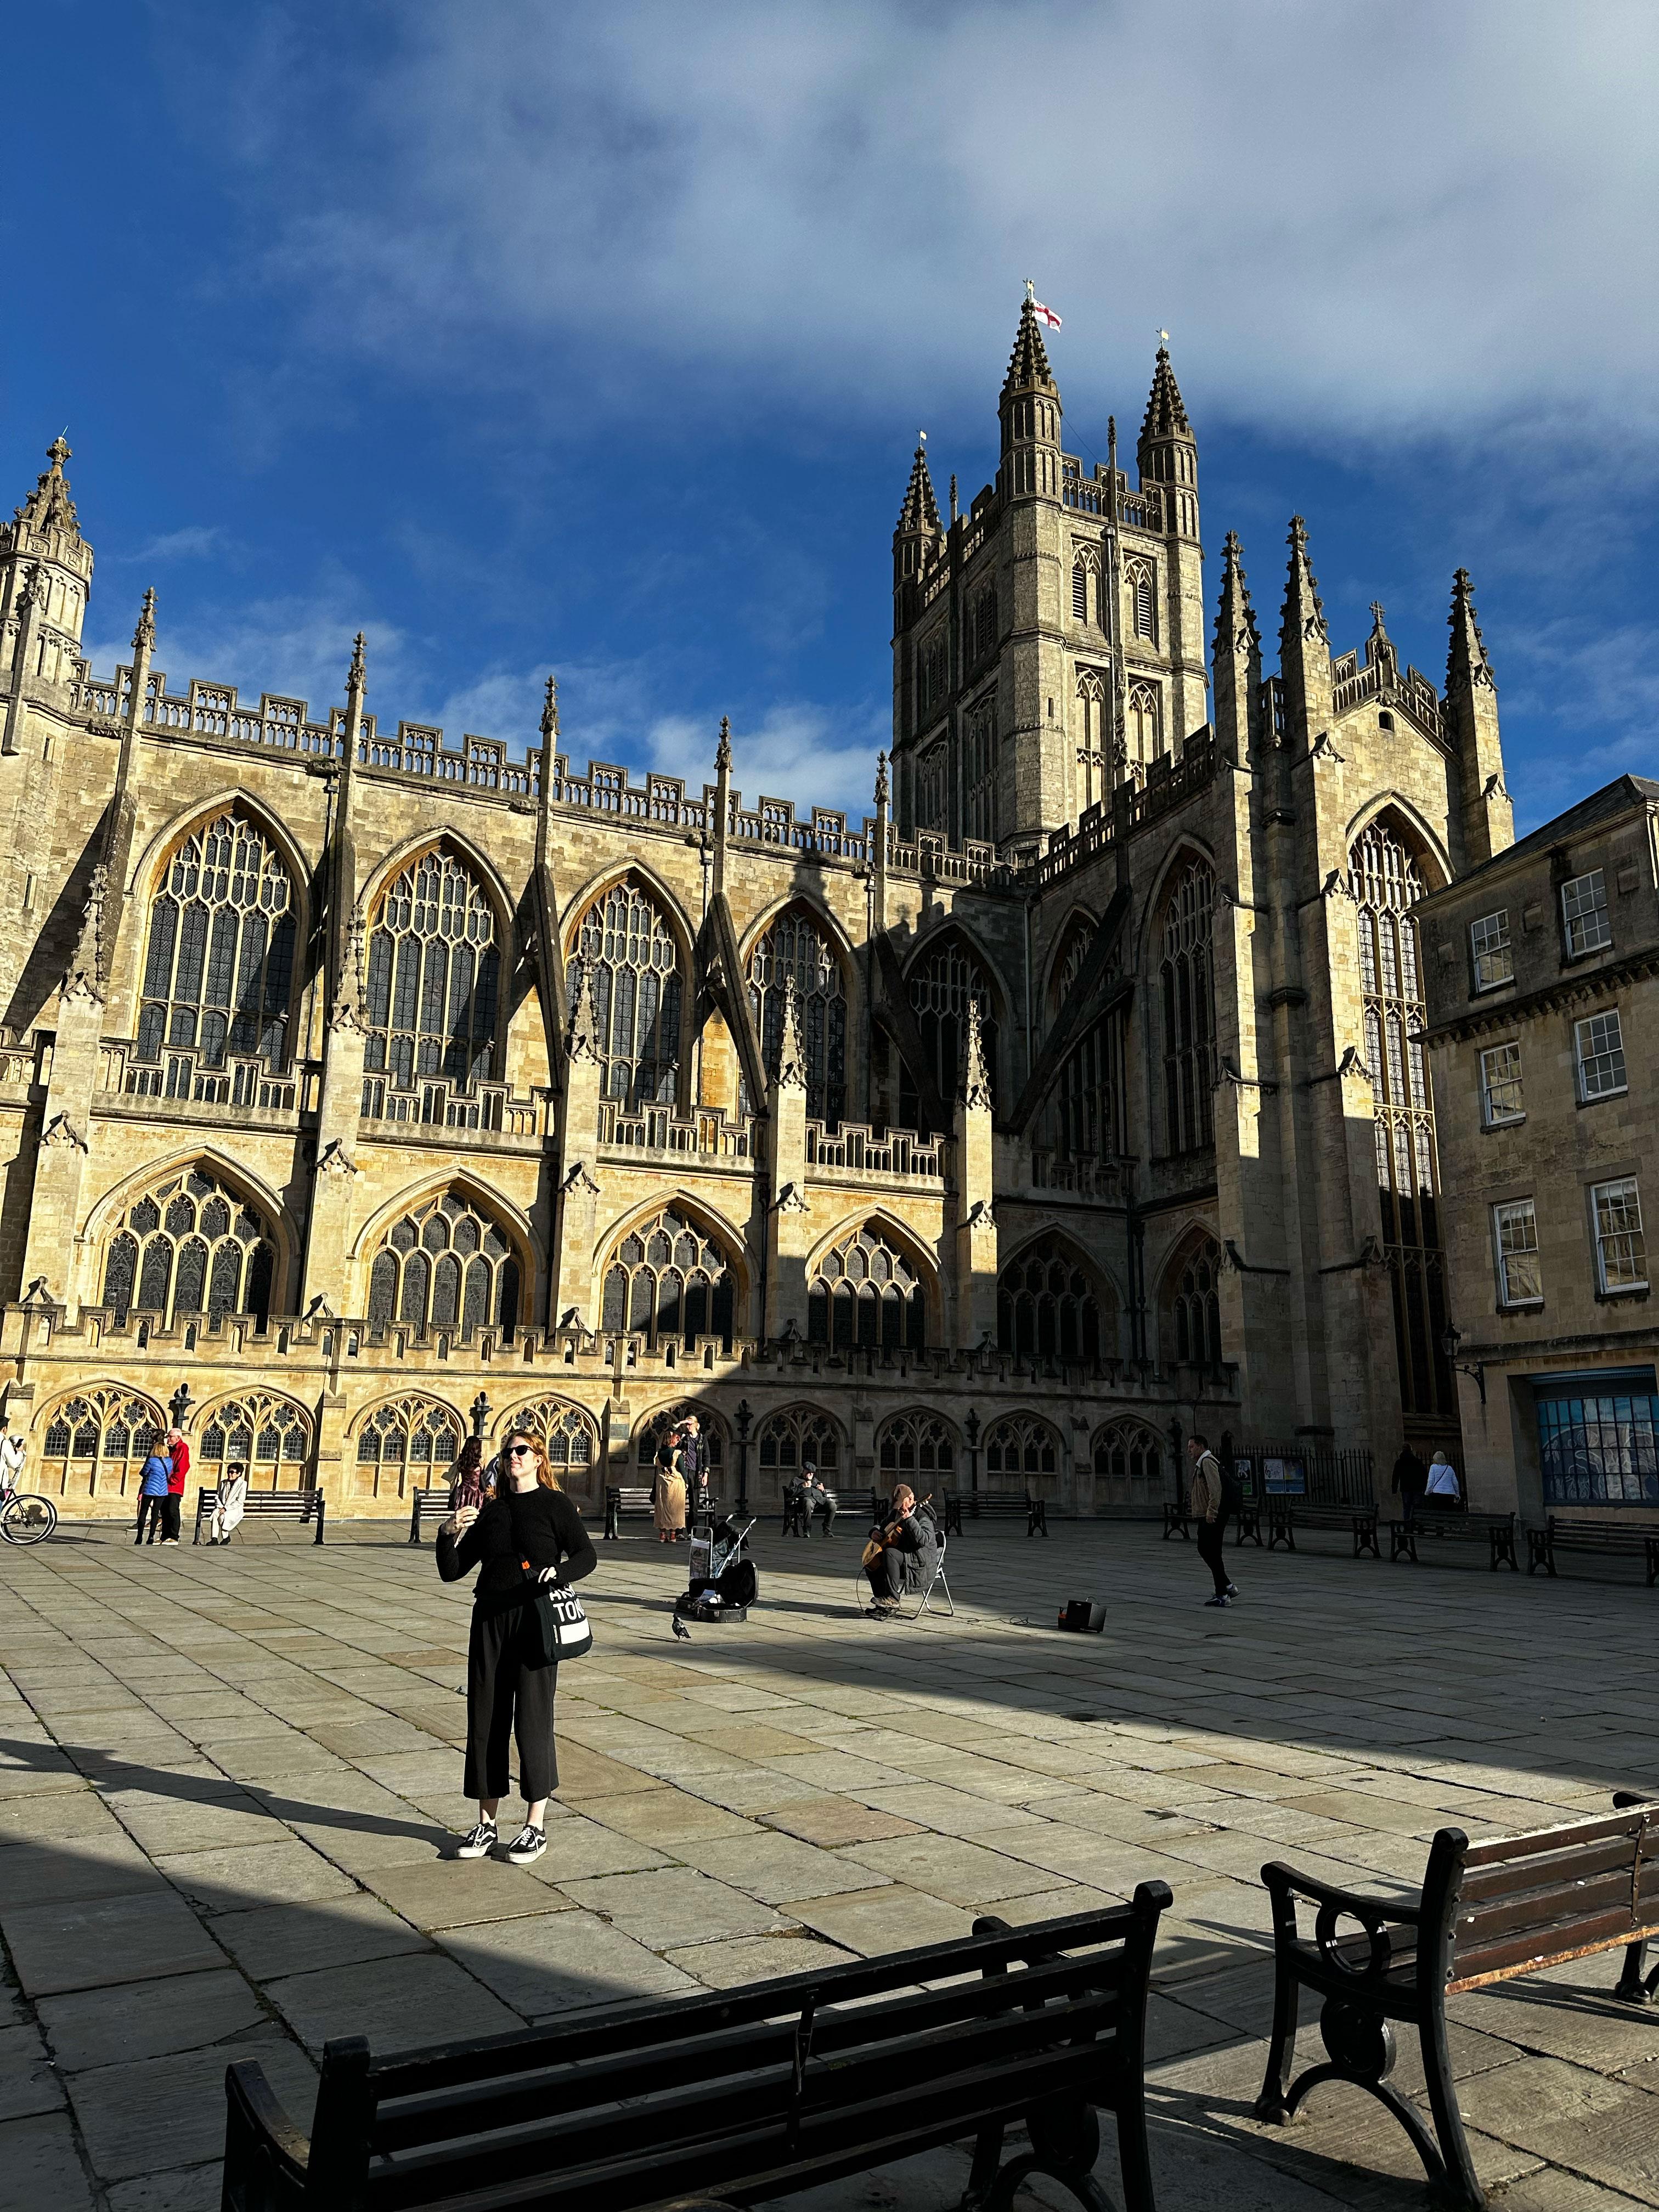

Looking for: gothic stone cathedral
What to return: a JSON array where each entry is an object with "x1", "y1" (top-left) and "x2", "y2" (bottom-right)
[{"x1": 0, "y1": 299, "x2": 1514, "y2": 1520}]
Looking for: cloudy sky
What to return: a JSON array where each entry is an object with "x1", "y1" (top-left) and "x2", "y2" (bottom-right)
[{"x1": 6, "y1": 1, "x2": 1657, "y2": 828}]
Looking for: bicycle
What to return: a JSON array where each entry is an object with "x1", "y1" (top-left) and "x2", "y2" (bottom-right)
[{"x1": 0, "y1": 1469, "x2": 57, "y2": 1544}]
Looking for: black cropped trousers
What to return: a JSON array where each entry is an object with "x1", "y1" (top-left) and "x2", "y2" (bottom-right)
[{"x1": 464, "y1": 1604, "x2": 559, "y2": 1804}]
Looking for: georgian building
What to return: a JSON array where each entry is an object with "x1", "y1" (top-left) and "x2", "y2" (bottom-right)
[{"x1": 0, "y1": 297, "x2": 1515, "y2": 1521}]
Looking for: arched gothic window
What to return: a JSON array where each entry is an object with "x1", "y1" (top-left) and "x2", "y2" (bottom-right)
[
  {"x1": 1126, "y1": 557, "x2": 1157, "y2": 641},
  {"x1": 1159, "y1": 857, "x2": 1216, "y2": 1154},
  {"x1": 601, "y1": 1206, "x2": 736, "y2": 1350},
  {"x1": 748, "y1": 908, "x2": 847, "y2": 1127},
  {"x1": 964, "y1": 701, "x2": 998, "y2": 844},
  {"x1": 569, "y1": 877, "x2": 684, "y2": 1115},
  {"x1": 1127, "y1": 680, "x2": 1161, "y2": 771},
  {"x1": 496, "y1": 1398, "x2": 598, "y2": 1482},
  {"x1": 877, "y1": 1412, "x2": 957, "y2": 1484},
  {"x1": 198, "y1": 1393, "x2": 312, "y2": 1491},
  {"x1": 100, "y1": 1168, "x2": 277, "y2": 1326},
  {"x1": 1072, "y1": 548, "x2": 1100, "y2": 626},
  {"x1": 983, "y1": 1414, "x2": 1060, "y2": 1482},
  {"x1": 354, "y1": 1396, "x2": 465, "y2": 1481},
  {"x1": 367, "y1": 1189, "x2": 521, "y2": 1338},
  {"x1": 364, "y1": 847, "x2": 500, "y2": 1096},
  {"x1": 998, "y1": 1240, "x2": 1108, "y2": 1362},
  {"x1": 1163, "y1": 1233, "x2": 1223, "y2": 1366},
  {"x1": 808, "y1": 1221, "x2": 927, "y2": 1352},
  {"x1": 37, "y1": 1387, "x2": 165, "y2": 1502},
  {"x1": 902, "y1": 937, "x2": 997, "y2": 1136},
  {"x1": 1350, "y1": 817, "x2": 1452, "y2": 1429},
  {"x1": 758, "y1": 1406, "x2": 842, "y2": 1479},
  {"x1": 137, "y1": 812, "x2": 296, "y2": 1070},
  {"x1": 634, "y1": 1402, "x2": 726, "y2": 1476},
  {"x1": 1092, "y1": 1420, "x2": 1165, "y2": 1508},
  {"x1": 1041, "y1": 922, "x2": 1125, "y2": 1164},
  {"x1": 1075, "y1": 669, "x2": 1109, "y2": 815}
]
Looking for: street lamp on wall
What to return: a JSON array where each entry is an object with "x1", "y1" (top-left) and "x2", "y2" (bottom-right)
[{"x1": 1440, "y1": 1323, "x2": 1487, "y2": 1408}]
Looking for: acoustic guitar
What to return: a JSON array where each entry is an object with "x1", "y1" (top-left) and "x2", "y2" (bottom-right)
[{"x1": 861, "y1": 1492, "x2": 933, "y2": 1570}]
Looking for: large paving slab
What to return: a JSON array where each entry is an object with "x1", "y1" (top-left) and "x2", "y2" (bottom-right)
[{"x1": 1, "y1": 1516, "x2": 1656, "y2": 2208}]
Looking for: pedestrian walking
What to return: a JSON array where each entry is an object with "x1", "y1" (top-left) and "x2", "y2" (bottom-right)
[
  {"x1": 160, "y1": 1427, "x2": 190, "y2": 1545},
  {"x1": 1186, "y1": 1433, "x2": 1237, "y2": 1608},
  {"x1": 1391, "y1": 1442, "x2": 1429, "y2": 1528},
  {"x1": 653, "y1": 1427, "x2": 688, "y2": 1543},
  {"x1": 0, "y1": 1426, "x2": 26, "y2": 1493},
  {"x1": 437, "y1": 1426, "x2": 596, "y2": 1866},
  {"x1": 205, "y1": 1460, "x2": 249, "y2": 1545},
  {"x1": 448, "y1": 1436, "x2": 488, "y2": 1513},
  {"x1": 1425, "y1": 1449, "x2": 1462, "y2": 1506},
  {"x1": 135, "y1": 1440, "x2": 172, "y2": 1546}
]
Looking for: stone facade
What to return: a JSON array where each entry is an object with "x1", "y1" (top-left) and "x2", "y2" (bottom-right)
[
  {"x1": 1418, "y1": 774, "x2": 1659, "y2": 1518},
  {"x1": 0, "y1": 304, "x2": 1516, "y2": 1521}
]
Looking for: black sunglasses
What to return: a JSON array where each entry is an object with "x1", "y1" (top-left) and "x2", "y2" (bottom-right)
[{"x1": 505, "y1": 1442, "x2": 533, "y2": 1457}]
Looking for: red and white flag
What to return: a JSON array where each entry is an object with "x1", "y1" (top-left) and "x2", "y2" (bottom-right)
[{"x1": 1031, "y1": 298, "x2": 1062, "y2": 331}]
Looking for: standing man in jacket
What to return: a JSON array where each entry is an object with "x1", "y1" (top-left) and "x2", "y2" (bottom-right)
[
  {"x1": 1186, "y1": 1434, "x2": 1238, "y2": 1609},
  {"x1": 161, "y1": 1427, "x2": 190, "y2": 1547}
]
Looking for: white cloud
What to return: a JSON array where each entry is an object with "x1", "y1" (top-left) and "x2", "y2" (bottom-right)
[{"x1": 227, "y1": 0, "x2": 1659, "y2": 450}]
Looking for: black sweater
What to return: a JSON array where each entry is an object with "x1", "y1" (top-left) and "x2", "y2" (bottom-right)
[{"x1": 436, "y1": 1486, "x2": 597, "y2": 1618}]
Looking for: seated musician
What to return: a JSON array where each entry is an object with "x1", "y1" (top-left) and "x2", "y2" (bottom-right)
[{"x1": 864, "y1": 1484, "x2": 938, "y2": 1616}]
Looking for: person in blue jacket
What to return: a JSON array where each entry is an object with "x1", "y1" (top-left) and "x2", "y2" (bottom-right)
[{"x1": 135, "y1": 1442, "x2": 172, "y2": 1546}]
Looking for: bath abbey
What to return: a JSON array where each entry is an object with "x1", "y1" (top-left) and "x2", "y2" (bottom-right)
[{"x1": 0, "y1": 297, "x2": 1515, "y2": 1521}]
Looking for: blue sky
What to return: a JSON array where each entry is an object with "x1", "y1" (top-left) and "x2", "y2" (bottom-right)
[{"x1": 5, "y1": 1, "x2": 1657, "y2": 831}]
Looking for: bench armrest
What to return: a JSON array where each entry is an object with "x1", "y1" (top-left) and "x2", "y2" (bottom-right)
[
  {"x1": 224, "y1": 2058, "x2": 309, "y2": 2204},
  {"x1": 1261, "y1": 1858, "x2": 1421, "y2": 1927}
]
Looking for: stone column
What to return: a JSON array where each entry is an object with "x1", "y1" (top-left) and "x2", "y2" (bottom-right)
[
  {"x1": 553, "y1": 964, "x2": 604, "y2": 1328},
  {"x1": 764, "y1": 978, "x2": 811, "y2": 1340},
  {"x1": 952, "y1": 998, "x2": 997, "y2": 1349}
]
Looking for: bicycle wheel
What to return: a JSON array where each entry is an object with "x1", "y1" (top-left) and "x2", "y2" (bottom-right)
[{"x1": 0, "y1": 1492, "x2": 57, "y2": 1544}]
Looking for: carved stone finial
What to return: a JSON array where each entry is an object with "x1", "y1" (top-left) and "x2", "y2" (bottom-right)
[
  {"x1": 133, "y1": 587, "x2": 156, "y2": 656},
  {"x1": 540, "y1": 673, "x2": 558, "y2": 739},
  {"x1": 960, "y1": 995, "x2": 994, "y2": 1111},
  {"x1": 874, "y1": 750, "x2": 890, "y2": 808},
  {"x1": 61, "y1": 864, "x2": 108, "y2": 1005},
  {"x1": 348, "y1": 631, "x2": 367, "y2": 693},
  {"x1": 566, "y1": 958, "x2": 600, "y2": 1065},
  {"x1": 715, "y1": 715, "x2": 732, "y2": 773},
  {"x1": 774, "y1": 974, "x2": 809, "y2": 1093},
  {"x1": 47, "y1": 436, "x2": 70, "y2": 471}
]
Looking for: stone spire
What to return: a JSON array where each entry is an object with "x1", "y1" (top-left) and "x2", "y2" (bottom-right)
[
  {"x1": 1444, "y1": 568, "x2": 1512, "y2": 866},
  {"x1": 1138, "y1": 342, "x2": 1190, "y2": 446},
  {"x1": 1136, "y1": 336, "x2": 1198, "y2": 535},
  {"x1": 12, "y1": 436, "x2": 81, "y2": 541},
  {"x1": 133, "y1": 586, "x2": 156, "y2": 656},
  {"x1": 713, "y1": 715, "x2": 732, "y2": 895},
  {"x1": 1211, "y1": 532, "x2": 1262, "y2": 761},
  {"x1": 893, "y1": 437, "x2": 943, "y2": 587},
  {"x1": 540, "y1": 673, "x2": 558, "y2": 743},
  {"x1": 1364, "y1": 599, "x2": 1398, "y2": 680},
  {"x1": 997, "y1": 294, "x2": 1063, "y2": 503},
  {"x1": 1278, "y1": 515, "x2": 1333, "y2": 736},
  {"x1": 775, "y1": 974, "x2": 809, "y2": 1093}
]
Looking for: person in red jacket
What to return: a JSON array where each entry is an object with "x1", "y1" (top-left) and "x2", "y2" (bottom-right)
[{"x1": 161, "y1": 1427, "x2": 190, "y2": 1546}]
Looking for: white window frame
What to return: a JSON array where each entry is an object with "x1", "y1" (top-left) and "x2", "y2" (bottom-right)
[
  {"x1": 1574, "y1": 1008, "x2": 1627, "y2": 1102},
  {"x1": 1479, "y1": 1041, "x2": 1525, "y2": 1127},
  {"x1": 1591, "y1": 1177, "x2": 1647, "y2": 1294},
  {"x1": 1469, "y1": 910, "x2": 1513, "y2": 991},
  {"x1": 1561, "y1": 868, "x2": 1611, "y2": 957},
  {"x1": 1492, "y1": 1198, "x2": 1543, "y2": 1308}
]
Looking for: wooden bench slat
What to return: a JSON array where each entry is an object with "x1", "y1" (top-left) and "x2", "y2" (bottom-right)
[
  {"x1": 1448, "y1": 1909, "x2": 1659, "y2": 1992},
  {"x1": 1460, "y1": 1868, "x2": 1653, "y2": 1948},
  {"x1": 1461, "y1": 1832, "x2": 1650, "y2": 1900},
  {"x1": 1463, "y1": 1806, "x2": 1652, "y2": 1869}
]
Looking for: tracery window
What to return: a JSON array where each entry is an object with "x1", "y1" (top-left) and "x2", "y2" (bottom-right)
[
  {"x1": 970, "y1": 586, "x2": 998, "y2": 666},
  {"x1": 917, "y1": 627, "x2": 949, "y2": 723},
  {"x1": 1163, "y1": 1233, "x2": 1223, "y2": 1366},
  {"x1": 748, "y1": 908, "x2": 847, "y2": 1127},
  {"x1": 1040, "y1": 923, "x2": 1125, "y2": 1164},
  {"x1": 137, "y1": 812, "x2": 296, "y2": 1070},
  {"x1": 37, "y1": 1387, "x2": 165, "y2": 1500},
  {"x1": 197, "y1": 1393, "x2": 312, "y2": 1489},
  {"x1": 916, "y1": 742, "x2": 946, "y2": 833},
  {"x1": 998, "y1": 1239, "x2": 1108, "y2": 1361},
  {"x1": 808, "y1": 1221, "x2": 927, "y2": 1352},
  {"x1": 964, "y1": 701, "x2": 997, "y2": 843},
  {"x1": 1092, "y1": 1421, "x2": 1165, "y2": 1508},
  {"x1": 1159, "y1": 857, "x2": 1216, "y2": 1154},
  {"x1": 100, "y1": 1168, "x2": 277, "y2": 1326},
  {"x1": 1072, "y1": 547, "x2": 1101, "y2": 627},
  {"x1": 569, "y1": 877, "x2": 684, "y2": 1115},
  {"x1": 601, "y1": 1206, "x2": 736, "y2": 1350},
  {"x1": 983, "y1": 1414, "x2": 1060, "y2": 1481},
  {"x1": 1351, "y1": 816, "x2": 1453, "y2": 1431},
  {"x1": 496, "y1": 1398, "x2": 597, "y2": 1480},
  {"x1": 1125, "y1": 557, "x2": 1157, "y2": 642},
  {"x1": 1075, "y1": 669, "x2": 1109, "y2": 815},
  {"x1": 902, "y1": 936, "x2": 997, "y2": 1135},
  {"x1": 366, "y1": 1189, "x2": 521, "y2": 1337},
  {"x1": 757, "y1": 1406, "x2": 842, "y2": 1477},
  {"x1": 634, "y1": 1402, "x2": 726, "y2": 1476},
  {"x1": 1126, "y1": 680, "x2": 1161, "y2": 771},
  {"x1": 354, "y1": 1396, "x2": 465, "y2": 1475},
  {"x1": 364, "y1": 846, "x2": 500, "y2": 1093},
  {"x1": 877, "y1": 1412, "x2": 956, "y2": 1483}
]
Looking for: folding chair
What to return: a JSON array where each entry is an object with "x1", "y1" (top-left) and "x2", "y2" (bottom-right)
[{"x1": 852, "y1": 1530, "x2": 954, "y2": 1620}]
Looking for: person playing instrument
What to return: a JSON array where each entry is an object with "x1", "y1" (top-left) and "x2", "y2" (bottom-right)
[{"x1": 864, "y1": 1483, "x2": 936, "y2": 1616}]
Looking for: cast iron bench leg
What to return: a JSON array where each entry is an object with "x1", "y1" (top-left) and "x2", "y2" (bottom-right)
[
  {"x1": 1419, "y1": 2006, "x2": 1485, "y2": 2209},
  {"x1": 1613, "y1": 1938, "x2": 1652, "y2": 2004}
]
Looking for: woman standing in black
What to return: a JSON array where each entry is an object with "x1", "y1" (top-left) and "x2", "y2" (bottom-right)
[{"x1": 437, "y1": 1427, "x2": 596, "y2": 1865}]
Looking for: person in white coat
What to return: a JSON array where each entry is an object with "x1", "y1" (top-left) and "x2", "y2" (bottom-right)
[
  {"x1": 1425, "y1": 1450, "x2": 1462, "y2": 1506},
  {"x1": 0, "y1": 1427, "x2": 25, "y2": 1494},
  {"x1": 206, "y1": 1460, "x2": 249, "y2": 1544}
]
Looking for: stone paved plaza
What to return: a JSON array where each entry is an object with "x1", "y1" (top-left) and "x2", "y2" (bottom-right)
[{"x1": 0, "y1": 1515, "x2": 1655, "y2": 2211}]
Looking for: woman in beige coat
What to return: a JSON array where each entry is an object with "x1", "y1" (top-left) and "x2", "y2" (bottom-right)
[{"x1": 653, "y1": 1429, "x2": 689, "y2": 1543}]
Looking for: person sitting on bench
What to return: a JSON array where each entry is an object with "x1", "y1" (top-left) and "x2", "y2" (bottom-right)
[
  {"x1": 864, "y1": 1485, "x2": 937, "y2": 1616},
  {"x1": 801, "y1": 1462, "x2": 836, "y2": 1539}
]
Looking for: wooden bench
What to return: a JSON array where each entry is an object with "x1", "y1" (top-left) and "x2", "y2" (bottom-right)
[
  {"x1": 191, "y1": 1486, "x2": 325, "y2": 1546},
  {"x1": 1526, "y1": 1514, "x2": 1659, "y2": 1587},
  {"x1": 781, "y1": 1485, "x2": 879, "y2": 1537},
  {"x1": 221, "y1": 1890, "x2": 1173, "y2": 2212},
  {"x1": 604, "y1": 1484, "x2": 657, "y2": 1539},
  {"x1": 1255, "y1": 1791, "x2": 1659, "y2": 2210},
  {"x1": 1390, "y1": 1508, "x2": 1518, "y2": 1570},
  {"x1": 1163, "y1": 1499, "x2": 1262, "y2": 1545},
  {"x1": 405, "y1": 1487, "x2": 452, "y2": 1545},
  {"x1": 1265, "y1": 1497, "x2": 1380, "y2": 1559},
  {"x1": 949, "y1": 1488, "x2": 1048, "y2": 1534}
]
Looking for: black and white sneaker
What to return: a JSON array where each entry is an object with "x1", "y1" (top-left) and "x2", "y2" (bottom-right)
[
  {"x1": 506, "y1": 1824, "x2": 546, "y2": 1866},
  {"x1": 455, "y1": 1818, "x2": 497, "y2": 1859},
  {"x1": 1224, "y1": 1582, "x2": 1239, "y2": 1599},
  {"x1": 1204, "y1": 1594, "x2": 1231, "y2": 1608}
]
